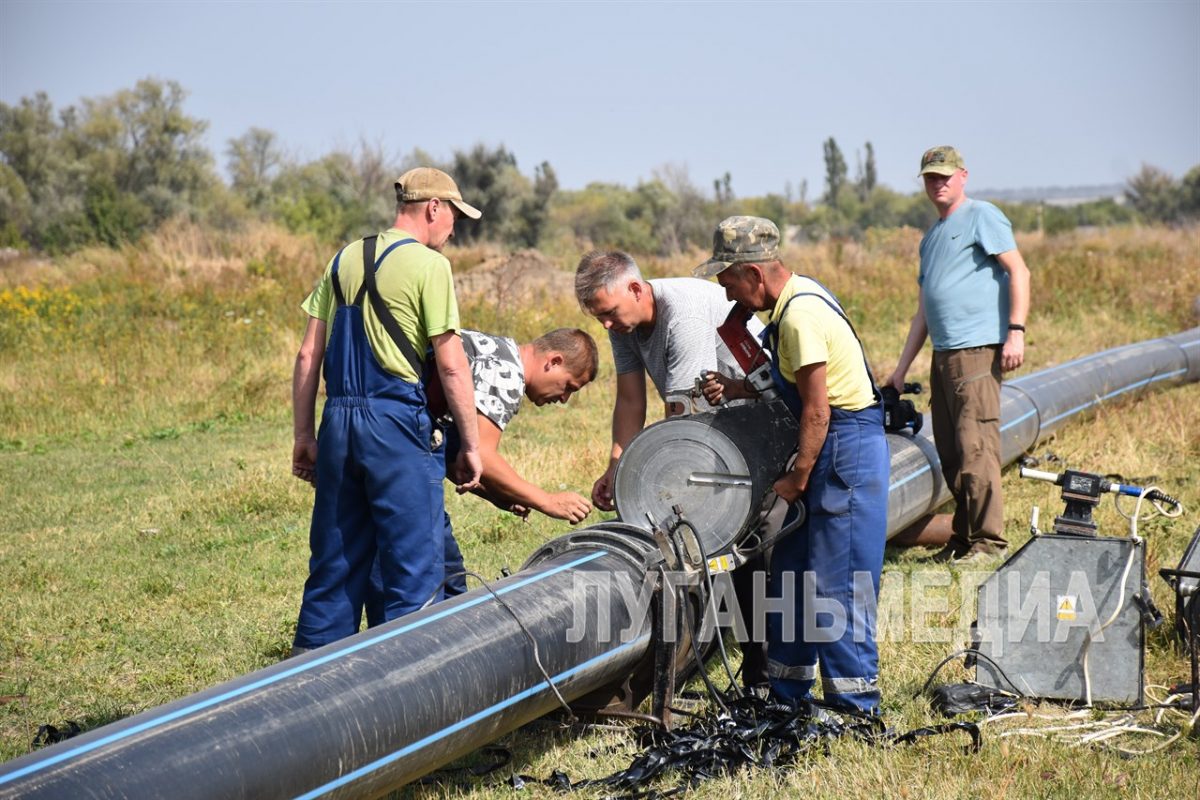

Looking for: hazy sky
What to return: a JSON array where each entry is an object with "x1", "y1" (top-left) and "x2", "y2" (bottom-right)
[{"x1": 2, "y1": 0, "x2": 1197, "y2": 197}]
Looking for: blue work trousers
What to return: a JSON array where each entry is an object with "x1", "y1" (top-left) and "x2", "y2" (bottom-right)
[{"x1": 767, "y1": 404, "x2": 888, "y2": 713}]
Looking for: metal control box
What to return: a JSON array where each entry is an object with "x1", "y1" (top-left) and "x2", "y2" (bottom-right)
[{"x1": 973, "y1": 534, "x2": 1145, "y2": 704}]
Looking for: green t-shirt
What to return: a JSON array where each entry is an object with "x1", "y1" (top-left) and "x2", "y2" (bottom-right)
[{"x1": 301, "y1": 228, "x2": 460, "y2": 382}]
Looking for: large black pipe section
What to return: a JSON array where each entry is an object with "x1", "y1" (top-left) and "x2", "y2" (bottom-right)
[
  {"x1": 884, "y1": 327, "x2": 1200, "y2": 538},
  {"x1": 2, "y1": 328, "x2": 1198, "y2": 798},
  {"x1": 0, "y1": 528, "x2": 663, "y2": 799}
]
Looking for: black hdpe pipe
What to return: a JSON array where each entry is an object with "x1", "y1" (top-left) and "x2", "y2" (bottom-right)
[
  {"x1": 2, "y1": 328, "x2": 1198, "y2": 798},
  {"x1": 884, "y1": 327, "x2": 1200, "y2": 538},
  {"x1": 0, "y1": 528, "x2": 663, "y2": 799}
]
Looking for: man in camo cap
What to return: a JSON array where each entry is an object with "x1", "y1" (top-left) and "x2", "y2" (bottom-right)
[{"x1": 697, "y1": 215, "x2": 889, "y2": 714}]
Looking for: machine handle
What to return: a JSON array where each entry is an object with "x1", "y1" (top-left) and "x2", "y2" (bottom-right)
[
  {"x1": 1019, "y1": 467, "x2": 1060, "y2": 484},
  {"x1": 1020, "y1": 466, "x2": 1182, "y2": 510}
]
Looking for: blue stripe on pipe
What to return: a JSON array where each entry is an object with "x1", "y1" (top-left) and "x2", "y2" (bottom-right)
[
  {"x1": 887, "y1": 404, "x2": 1033, "y2": 495},
  {"x1": 1001, "y1": 408, "x2": 1037, "y2": 432},
  {"x1": 0, "y1": 550, "x2": 609, "y2": 787},
  {"x1": 1042, "y1": 368, "x2": 1186, "y2": 426},
  {"x1": 295, "y1": 634, "x2": 654, "y2": 800},
  {"x1": 889, "y1": 465, "x2": 930, "y2": 492}
]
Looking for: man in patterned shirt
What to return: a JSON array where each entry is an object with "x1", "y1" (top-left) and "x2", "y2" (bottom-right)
[{"x1": 448, "y1": 327, "x2": 599, "y2": 522}]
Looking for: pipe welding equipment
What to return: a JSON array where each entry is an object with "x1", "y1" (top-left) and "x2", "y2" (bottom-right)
[{"x1": 968, "y1": 465, "x2": 1184, "y2": 705}]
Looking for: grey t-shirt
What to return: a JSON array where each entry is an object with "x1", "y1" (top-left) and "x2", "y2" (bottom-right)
[
  {"x1": 460, "y1": 330, "x2": 524, "y2": 430},
  {"x1": 609, "y1": 278, "x2": 762, "y2": 400}
]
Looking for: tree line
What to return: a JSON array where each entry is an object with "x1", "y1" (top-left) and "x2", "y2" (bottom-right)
[{"x1": 2, "y1": 79, "x2": 1198, "y2": 255}]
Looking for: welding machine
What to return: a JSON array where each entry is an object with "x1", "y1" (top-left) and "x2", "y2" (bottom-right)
[{"x1": 969, "y1": 467, "x2": 1181, "y2": 705}]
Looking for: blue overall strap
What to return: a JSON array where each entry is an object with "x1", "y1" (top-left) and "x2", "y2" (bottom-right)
[
  {"x1": 330, "y1": 237, "x2": 418, "y2": 309},
  {"x1": 355, "y1": 235, "x2": 424, "y2": 378},
  {"x1": 350, "y1": 237, "x2": 419, "y2": 305}
]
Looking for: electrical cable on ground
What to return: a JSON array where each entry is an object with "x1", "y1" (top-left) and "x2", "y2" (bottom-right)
[
  {"x1": 916, "y1": 648, "x2": 1028, "y2": 700},
  {"x1": 670, "y1": 514, "x2": 744, "y2": 700},
  {"x1": 466, "y1": 691, "x2": 979, "y2": 798}
]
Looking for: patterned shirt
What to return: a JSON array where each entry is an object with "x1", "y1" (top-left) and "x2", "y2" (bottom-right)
[{"x1": 460, "y1": 330, "x2": 524, "y2": 430}]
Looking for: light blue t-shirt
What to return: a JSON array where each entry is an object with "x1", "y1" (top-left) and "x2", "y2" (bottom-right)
[{"x1": 918, "y1": 199, "x2": 1018, "y2": 350}]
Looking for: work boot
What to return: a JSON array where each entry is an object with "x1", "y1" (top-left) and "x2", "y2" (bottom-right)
[
  {"x1": 928, "y1": 544, "x2": 964, "y2": 563},
  {"x1": 956, "y1": 544, "x2": 1008, "y2": 566}
]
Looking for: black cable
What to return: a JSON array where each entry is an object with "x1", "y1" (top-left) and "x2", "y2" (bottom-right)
[
  {"x1": 744, "y1": 500, "x2": 805, "y2": 557},
  {"x1": 453, "y1": 569, "x2": 577, "y2": 723},
  {"x1": 916, "y1": 648, "x2": 1028, "y2": 700},
  {"x1": 670, "y1": 515, "x2": 744, "y2": 700},
  {"x1": 663, "y1": 563, "x2": 731, "y2": 716},
  {"x1": 891, "y1": 722, "x2": 982, "y2": 753}
]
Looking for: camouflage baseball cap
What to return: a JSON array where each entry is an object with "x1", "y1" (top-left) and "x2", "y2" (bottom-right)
[
  {"x1": 395, "y1": 167, "x2": 482, "y2": 219},
  {"x1": 918, "y1": 146, "x2": 965, "y2": 177},
  {"x1": 693, "y1": 216, "x2": 781, "y2": 277}
]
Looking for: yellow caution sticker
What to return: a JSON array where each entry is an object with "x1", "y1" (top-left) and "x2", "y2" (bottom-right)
[
  {"x1": 707, "y1": 555, "x2": 733, "y2": 574},
  {"x1": 1056, "y1": 595, "x2": 1077, "y2": 621}
]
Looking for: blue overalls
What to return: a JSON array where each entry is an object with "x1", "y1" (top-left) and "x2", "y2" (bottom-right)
[
  {"x1": 293, "y1": 238, "x2": 446, "y2": 649},
  {"x1": 363, "y1": 426, "x2": 469, "y2": 628},
  {"x1": 763, "y1": 284, "x2": 889, "y2": 714},
  {"x1": 433, "y1": 425, "x2": 470, "y2": 597}
]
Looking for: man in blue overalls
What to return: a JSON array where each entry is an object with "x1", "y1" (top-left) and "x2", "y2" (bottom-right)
[
  {"x1": 696, "y1": 216, "x2": 889, "y2": 714},
  {"x1": 364, "y1": 327, "x2": 600, "y2": 621},
  {"x1": 290, "y1": 167, "x2": 484, "y2": 654}
]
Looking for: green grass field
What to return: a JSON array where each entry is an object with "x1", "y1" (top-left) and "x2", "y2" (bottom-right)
[{"x1": 1, "y1": 222, "x2": 1198, "y2": 798}]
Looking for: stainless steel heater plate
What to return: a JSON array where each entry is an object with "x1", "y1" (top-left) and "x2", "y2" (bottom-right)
[{"x1": 614, "y1": 419, "x2": 753, "y2": 555}]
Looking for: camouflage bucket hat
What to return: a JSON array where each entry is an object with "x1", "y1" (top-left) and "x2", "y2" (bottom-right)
[
  {"x1": 918, "y1": 146, "x2": 965, "y2": 177},
  {"x1": 693, "y1": 216, "x2": 781, "y2": 278}
]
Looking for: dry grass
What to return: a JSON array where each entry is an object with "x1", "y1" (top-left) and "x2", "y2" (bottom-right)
[{"x1": 1, "y1": 221, "x2": 1199, "y2": 798}]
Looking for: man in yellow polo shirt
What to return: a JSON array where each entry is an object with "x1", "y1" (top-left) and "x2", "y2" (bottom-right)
[
  {"x1": 290, "y1": 167, "x2": 483, "y2": 652},
  {"x1": 696, "y1": 216, "x2": 889, "y2": 714}
]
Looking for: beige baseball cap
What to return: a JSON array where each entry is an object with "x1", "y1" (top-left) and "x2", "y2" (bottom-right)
[{"x1": 395, "y1": 167, "x2": 482, "y2": 219}]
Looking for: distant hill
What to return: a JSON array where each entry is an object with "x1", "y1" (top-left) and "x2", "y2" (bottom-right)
[{"x1": 974, "y1": 184, "x2": 1127, "y2": 207}]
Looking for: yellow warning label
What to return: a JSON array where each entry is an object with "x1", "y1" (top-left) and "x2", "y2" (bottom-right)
[
  {"x1": 1056, "y1": 595, "x2": 1077, "y2": 621},
  {"x1": 707, "y1": 555, "x2": 732, "y2": 574}
]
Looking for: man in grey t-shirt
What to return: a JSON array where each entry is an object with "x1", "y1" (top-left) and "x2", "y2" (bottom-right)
[
  {"x1": 575, "y1": 250, "x2": 761, "y2": 511},
  {"x1": 575, "y1": 249, "x2": 766, "y2": 687}
]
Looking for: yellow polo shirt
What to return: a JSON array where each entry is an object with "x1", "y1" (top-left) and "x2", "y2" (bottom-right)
[{"x1": 770, "y1": 274, "x2": 875, "y2": 411}]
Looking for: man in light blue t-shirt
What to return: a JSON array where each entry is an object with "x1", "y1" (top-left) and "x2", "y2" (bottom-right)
[{"x1": 887, "y1": 146, "x2": 1031, "y2": 563}]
